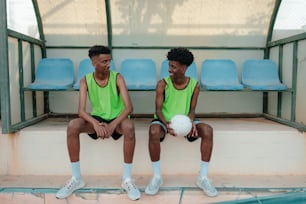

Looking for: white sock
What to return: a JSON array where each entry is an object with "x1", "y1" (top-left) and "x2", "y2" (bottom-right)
[
  {"x1": 152, "y1": 161, "x2": 161, "y2": 178},
  {"x1": 71, "y1": 161, "x2": 81, "y2": 180},
  {"x1": 123, "y1": 163, "x2": 132, "y2": 181},
  {"x1": 200, "y1": 161, "x2": 209, "y2": 178}
]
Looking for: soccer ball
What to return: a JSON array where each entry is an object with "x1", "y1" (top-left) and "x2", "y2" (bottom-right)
[{"x1": 170, "y1": 114, "x2": 192, "y2": 137}]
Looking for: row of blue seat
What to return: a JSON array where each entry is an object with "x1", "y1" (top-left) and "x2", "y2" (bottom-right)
[{"x1": 25, "y1": 58, "x2": 288, "y2": 91}]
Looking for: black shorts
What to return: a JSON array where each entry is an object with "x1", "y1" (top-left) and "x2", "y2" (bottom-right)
[
  {"x1": 150, "y1": 119, "x2": 199, "y2": 142},
  {"x1": 88, "y1": 115, "x2": 122, "y2": 140}
]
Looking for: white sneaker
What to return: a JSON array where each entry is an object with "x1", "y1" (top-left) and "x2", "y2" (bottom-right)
[
  {"x1": 145, "y1": 176, "x2": 163, "y2": 195},
  {"x1": 121, "y1": 178, "x2": 141, "y2": 201},
  {"x1": 56, "y1": 177, "x2": 85, "y2": 199},
  {"x1": 196, "y1": 176, "x2": 218, "y2": 197}
]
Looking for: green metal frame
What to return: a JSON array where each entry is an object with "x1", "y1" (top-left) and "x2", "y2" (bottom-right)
[
  {"x1": 0, "y1": 0, "x2": 11, "y2": 133},
  {"x1": 105, "y1": 0, "x2": 112, "y2": 53},
  {"x1": 32, "y1": 0, "x2": 46, "y2": 57},
  {"x1": 18, "y1": 40, "x2": 25, "y2": 122},
  {"x1": 261, "y1": 0, "x2": 306, "y2": 131},
  {"x1": 0, "y1": 0, "x2": 47, "y2": 133},
  {"x1": 46, "y1": 45, "x2": 265, "y2": 50},
  {"x1": 291, "y1": 42, "x2": 298, "y2": 122},
  {"x1": 277, "y1": 45, "x2": 283, "y2": 118},
  {"x1": 7, "y1": 30, "x2": 48, "y2": 133},
  {"x1": 262, "y1": 0, "x2": 282, "y2": 114}
]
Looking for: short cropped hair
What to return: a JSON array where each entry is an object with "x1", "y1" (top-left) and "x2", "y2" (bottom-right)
[
  {"x1": 167, "y1": 47, "x2": 194, "y2": 67},
  {"x1": 88, "y1": 45, "x2": 111, "y2": 58}
]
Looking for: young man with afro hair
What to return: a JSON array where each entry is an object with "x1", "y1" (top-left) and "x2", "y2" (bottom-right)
[{"x1": 145, "y1": 47, "x2": 218, "y2": 197}]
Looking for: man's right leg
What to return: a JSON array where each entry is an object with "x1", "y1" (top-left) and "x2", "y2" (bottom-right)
[
  {"x1": 145, "y1": 123, "x2": 165, "y2": 195},
  {"x1": 56, "y1": 118, "x2": 93, "y2": 199}
]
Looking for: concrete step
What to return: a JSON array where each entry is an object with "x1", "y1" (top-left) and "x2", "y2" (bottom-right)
[
  {"x1": 0, "y1": 175, "x2": 305, "y2": 204},
  {"x1": 0, "y1": 117, "x2": 305, "y2": 176}
]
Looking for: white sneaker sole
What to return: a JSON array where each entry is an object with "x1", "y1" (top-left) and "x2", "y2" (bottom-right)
[
  {"x1": 145, "y1": 179, "x2": 163, "y2": 195},
  {"x1": 121, "y1": 186, "x2": 141, "y2": 201},
  {"x1": 196, "y1": 180, "x2": 218, "y2": 197},
  {"x1": 56, "y1": 181, "x2": 85, "y2": 199}
]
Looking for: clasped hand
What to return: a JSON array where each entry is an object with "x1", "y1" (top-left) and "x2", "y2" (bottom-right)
[{"x1": 93, "y1": 122, "x2": 114, "y2": 139}]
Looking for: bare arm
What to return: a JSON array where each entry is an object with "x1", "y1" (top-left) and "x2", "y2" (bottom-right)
[
  {"x1": 78, "y1": 77, "x2": 108, "y2": 137},
  {"x1": 188, "y1": 82, "x2": 200, "y2": 137},
  {"x1": 155, "y1": 79, "x2": 176, "y2": 135},
  {"x1": 155, "y1": 79, "x2": 167, "y2": 124},
  {"x1": 188, "y1": 82, "x2": 200, "y2": 120}
]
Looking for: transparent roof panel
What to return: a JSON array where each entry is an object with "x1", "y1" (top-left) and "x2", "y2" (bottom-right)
[
  {"x1": 7, "y1": 0, "x2": 39, "y2": 39},
  {"x1": 38, "y1": 0, "x2": 108, "y2": 46},
  {"x1": 111, "y1": 0, "x2": 275, "y2": 47},
  {"x1": 273, "y1": 0, "x2": 306, "y2": 41},
  {"x1": 9, "y1": 0, "x2": 305, "y2": 46}
]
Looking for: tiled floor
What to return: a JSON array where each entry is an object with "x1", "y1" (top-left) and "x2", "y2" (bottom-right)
[{"x1": 0, "y1": 175, "x2": 305, "y2": 204}]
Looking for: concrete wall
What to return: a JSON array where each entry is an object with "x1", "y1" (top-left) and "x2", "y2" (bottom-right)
[{"x1": 0, "y1": 118, "x2": 305, "y2": 176}]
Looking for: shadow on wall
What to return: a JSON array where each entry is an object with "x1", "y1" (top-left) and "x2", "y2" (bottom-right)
[
  {"x1": 115, "y1": 0, "x2": 186, "y2": 35},
  {"x1": 112, "y1": 0, "x2": 271, "y2": 47}
]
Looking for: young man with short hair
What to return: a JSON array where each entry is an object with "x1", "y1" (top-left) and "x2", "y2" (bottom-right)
[{"x1": 56, "y1": 45, "x2": 141, "y2": 201}]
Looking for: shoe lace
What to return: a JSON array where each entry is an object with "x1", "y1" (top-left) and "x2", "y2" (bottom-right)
[
  {"x1": 63, "y1": 178, "x2": 75, "y2": 190},
  {"x1": 124, "y1": 180, "x2": 137, "y2": 192}
]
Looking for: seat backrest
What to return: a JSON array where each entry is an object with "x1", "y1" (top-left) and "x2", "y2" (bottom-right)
[
  {"x1": 200, "y1": 59, "x2": 243, "y2": 90},
  {"x1": 73, "y1": 58, "x2": 115, "y2": 90},
  {"x1": 28, "y1": 58, "x2": 75, "y2": 90},
  {"x1": 120, "y1": 59, "x2": 157, "y2": 90},
  {"x1": 242, "y1": 60, "x2": 281, "y2": 85},
  {"x1": 241, "y1": 59, "x2": 288, "y2": 90},
  {"x1": 160, "y1": 60, "x2": 198, "y2": 80}
]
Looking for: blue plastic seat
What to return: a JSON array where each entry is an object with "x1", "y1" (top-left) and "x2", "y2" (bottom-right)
[
  {"x1": 242, "y1": 59, "x2": 288, "y2": 90},
  {"x1": 73, "y1": 58, "x2": 116, "y2": 90},
  {"x1": 200, "y1": 59, "x2": 244, "y2": 90},
  {"x1": 160, "y1": 60, "x2": 198, "y2": 80},
  {"x1": 120, "y1": 59, "x2": 157, "y2": 90},
  {"x1": 27, "y1": 58, "x2": 74, "y2": 90}
]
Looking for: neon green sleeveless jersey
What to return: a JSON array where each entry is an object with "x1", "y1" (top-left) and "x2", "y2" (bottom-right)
[
  {"x1": 156, "y1": 76, "x2": 198, "y2": 121},
  {"x1": 85, "y1": 71, "x2": 124, "y2": 120}
]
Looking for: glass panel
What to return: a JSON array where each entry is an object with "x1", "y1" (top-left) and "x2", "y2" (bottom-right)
[
  {"x1": 37, "y1": 0, "x2": 108, "y2": 46},
  {"x1": 111, "y1": 0, "x2": 275, "y2": 47},
  {"x1": 273, "y1": 0, "x2": 306, "y2": 40},
  {"x1": 7, "y1": 0, "x2": 39, "y2": 39}
]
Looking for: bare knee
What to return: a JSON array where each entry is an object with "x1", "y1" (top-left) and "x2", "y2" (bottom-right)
[
  {"x1": 149, "y1": 125, "x2": 163, "y2": 142},
  {"x1": 121, "y1": 120, "x2": 135, "y2": 140},
  {"x1": 198, "y1": 123, "x2": 213, "y2": 141},
  {"x1": 67, "y1": 118, "x2": 83, "y2": 137}
]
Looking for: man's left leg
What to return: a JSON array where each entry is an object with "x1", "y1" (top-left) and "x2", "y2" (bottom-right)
[
  {"x1": 195, "y1": 123, "x2": 218, "y2": 197},
  {"x1": 117, "y1": 118, "x2": 141, "y2": 201}
]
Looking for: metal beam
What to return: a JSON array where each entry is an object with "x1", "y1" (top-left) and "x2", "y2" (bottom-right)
[
  {"x1": 32, "y1": 0, "x2": 46, "y2": 57},
  {"x1": 18, "y1": 40, "x2": 26, "y2": 122},
  {"x1": 277, "y1": 45, "x2": 283, "y2": 117},
  {"x1": 105, "y1": 0, "x2": 113, "y2": 54},
  {"x1": 265, "y1": 0, "x2": 282, "y2": 58},
  {"x1": 268, "y1": 33, "x2": 306, "y2": 48},
  {"x1": 0, "y1": 0, "x2": 11, "y2": 133},
  {"x1": 291, "y1": 42, "x2": 298, "y2": 122}
]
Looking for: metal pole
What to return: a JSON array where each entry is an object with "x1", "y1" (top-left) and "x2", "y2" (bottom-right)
[{"x1": 0, "y1": 0, "x2": 12, "y2": 133}]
